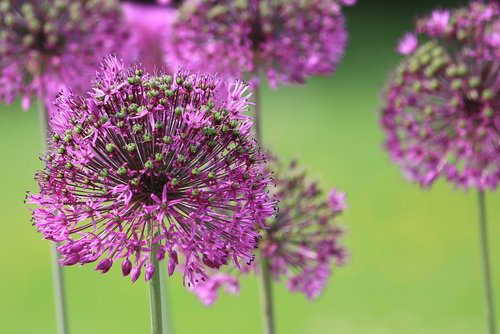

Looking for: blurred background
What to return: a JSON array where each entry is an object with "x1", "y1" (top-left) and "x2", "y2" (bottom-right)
[{"x1": 1, "y1": 0, "x2": 499, "y2": 333}]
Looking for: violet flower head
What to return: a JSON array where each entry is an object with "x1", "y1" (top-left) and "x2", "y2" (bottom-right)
[
  {"x1": 28, "y1": 56, "x2": 275, "y2": 285},
  {"x1": 0, "y1": 0, "x2": 125, "y2": 109},
  {"x1": 121, "y1": 0, "x2": 179, "y2": 72},
  {"x1": 261, "y1": 157, "x2": 348, "y2": 300},
  {"x1": 191, "y1": 155, "x2": 348, "y2": 303},
  {"x1": 168, "y1": 0, "x2": 354, "y2": 88},
  {"x1": 381, "y1": 1, "x2": 500, "y2": 190}
]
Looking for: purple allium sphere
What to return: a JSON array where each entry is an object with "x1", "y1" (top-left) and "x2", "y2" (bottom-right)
[
  {"x1": 0, "y1": 0, "x2": 125, "y2": 109},
  {"x1": 28, "y1": 56, "x2": 276, "y2": 285},
  {"x1": 381, "y1": 1, "x2": 500, "y2": 190},
  {"x1": 121, "y1": 0, "x2": 178, "y2": 73},
  {"x1": 168, "y1": 0, "x2": 354, "y2": 88},
  {"x1": 191, "y1": 155, "x2": 348, "y2": 302}
]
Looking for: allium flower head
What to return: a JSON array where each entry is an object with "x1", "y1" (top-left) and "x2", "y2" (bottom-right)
[
  {"x1": 191, "y1": 155, "x2": 348, "y2": 302},
  {"x1": 0, "y1": 0, "x2": 124, "y2": 109},
  {"x1": 169, "y1": 0, "x2": 354, "y2": 88},
  {"x1": 260, "y1": 157, "x2": 348, "y2": 299},
  {"x1": 381, "y1": 1, "x2": 500, "y2": 190},
  {"x1": 121, "y1": 0, "x2": 179, "y2": 72},
  {"x1": 28, "y1": 56, "x2": 275, "y2": 285}
]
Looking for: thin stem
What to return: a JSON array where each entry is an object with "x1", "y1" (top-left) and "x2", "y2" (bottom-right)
[
  {"x1": 258, "y1": 256, "x2": 276, "y2": 334},
  {"x1": 37, "y1": 100, "x2": 70, "y2": 334},
  {"x1": 253, "y1": 76, "x2": 275, "y2": 334},
  {"x1": 150, "y1": 244, "x2": 164, "y2": 334},
  {"x1": 477, "y1": 191, "x2": 497, "y2": 334},
  {"x1": 159, "y1": 264, "x2": 171, "y2": 334}
]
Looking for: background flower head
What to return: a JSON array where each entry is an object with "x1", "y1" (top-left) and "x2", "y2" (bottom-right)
[
  {"x1": 381, "y1": 1, "x2": 500, "y2": 190},
  {"x1": 28, "y1": 56, "x2": 275, "y2": 285},
  {"x1": 0, "y1": 0, "x2": 125, "y2": 109},
  {"x1": 168, "y1": 0, "x2": 354, "y2": 88},
  {"x1": 191, "y1": 154, "x2": 348, "y2": 302},
  {"x1": 121, "y1": 0, "x2": 179, "y2": 72}
]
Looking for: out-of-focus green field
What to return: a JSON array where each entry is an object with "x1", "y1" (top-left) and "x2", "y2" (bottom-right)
[{"x1": 1, "y1": 1, "x2": 499, "y2": 333}]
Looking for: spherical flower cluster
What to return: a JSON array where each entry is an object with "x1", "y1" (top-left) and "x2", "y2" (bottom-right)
[
  {"x1": 381, "y1": 1, "x2": 500, "y2": 190},
  {"x1": 121, "y1": 0, "x2": 179, "y2": 72},
  {"x1": 168, "y1": 0, "x2": 354, "y2": 88},
  {"x1": 0, "y1": 0, "x2": 125, "y2": 109},
  {"x1": 28, "y1": 56, "x2": 275, "y2": 285},
  {"x1": 191, "y1": 156, "x2": 348, "y2": 303}
]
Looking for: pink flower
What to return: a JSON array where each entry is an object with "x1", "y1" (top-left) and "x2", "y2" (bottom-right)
[
  {"x1": 28, "y1": 56, "x2": 276, "y2": 285},
  {"x1": 121, "y1": 1, "x2": 177, "y2": 72},
  {"x1": 168, "y1": 0, "x2": 353, "y2": 88},
  {"x1": 397, "y1": 33, "x2": 418, "y2": 55},
  {"x1": 0, "y1": 0, "x2": 125, "y2": 110},
  {"x1": 381, "y1": 1, "x2": 500, "y2": 191},
  {"x1": 191, "y1": 274, "x2": 240, "y2": 306},
  {"x1": 190, "y1": 155, "x2": 348, "y2": 303},
  {"x1": 424, "y1": 10, "x2": 450, "y2": 36},
  {"x1": 328, "y1": 189, "x2": 347, "y2": 213}
]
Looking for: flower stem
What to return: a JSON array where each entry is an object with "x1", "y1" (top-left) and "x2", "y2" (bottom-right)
[
  {"x1": 150, "y1": 244, "x2": 164, "y2": 334},
  {"x1": 37, "y1": 100, "x2": 70, "y2": 334},
  {"x1": 159, "y1": 264, "x2": 171, "y2": 334},
  {"x1": 477, "y1": 191, "x2": 497, "y2": 334},
  {"x1": 253, "y1": 76, "x2": 276, "y2": 334},
  {"x1": 258, "y1": 256, "x2": 276, "y2": 334}
]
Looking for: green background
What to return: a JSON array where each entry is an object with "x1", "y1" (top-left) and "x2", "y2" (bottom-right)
[{"x1": 1, "y1": 0, "x2": 499, "y2": 333}]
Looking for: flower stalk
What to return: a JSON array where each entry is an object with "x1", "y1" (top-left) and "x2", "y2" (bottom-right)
[
  {"x1": 258, "y1": 256, "x2": 276, "y2": 334},
  {"x1": 150, "y1": 242, "x2": 164, "y2": 334},
  {"x1": 477, "y1": 191, "x2": 497, "y2": 334},
  {"x1": 37, "y1": 100, "x2": 70, "y2": 334},
  {"x1": 253, "y1": 79, "x2": 275, "y2": 334}
]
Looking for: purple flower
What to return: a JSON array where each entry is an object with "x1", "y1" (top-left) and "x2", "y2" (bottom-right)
[
  {"x1": 190, "y1": 155, "x2": 348, "y2": 303},
  {"x1": 191, "y1": 273, "x2": 240, "y2": 306},
  {"x1": 168, "y1": 0, "x2": 353, "y2": 88},
  {"x1": 381, "y1": 1, "x2": 500, "y2": 191},
  {"x1": 423, "y1": 10, "x2": 450, "y2": 36},
  {"x1": 121, "y1": 1, "x2": 178, "y2": 72},
  {"x1": 397, "y1": 33, "x2": 418, "y2": 55},
  {"x1": 0, "y1": 0, "x2": 125, "y2": 110},
  {"x1": 28, "y1": 56, "x2": 276, "y2": 285}
]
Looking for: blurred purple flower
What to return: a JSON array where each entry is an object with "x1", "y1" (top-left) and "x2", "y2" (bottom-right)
[
  {"x1": 423, "y1": 10, "x2": 450, "y2": 36},
  {"x1": 381, "y1": 1, "x2": 500, "y2": 190},
  {"x1": 191, "y1": 273, "x2": 240, "y2": 305},
  {"x1": 0, "y1": 0, "x2": 125, "y2": 110},
  {"x1": 191, "y1": 155, "x2": 348, "y2": 303},
  {"x1": 121, "y1": 0, "x2": 178, "y2": 72},
  {"x1": 397, "y1": 33, "x2": 418, "y2": 55},
  {"x1": 28, "y1": 56, "x2": 276, "y2": 285},
  {"x1": 168, "y1": 0, "x2": 354, "y2": 88}
]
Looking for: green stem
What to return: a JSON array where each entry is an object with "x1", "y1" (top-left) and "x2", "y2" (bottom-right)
[
  {"x1": 477, "y1": 191, "x2": 497, "y2": 334},
  {"x1": 150, "y1": 245, "x2": 164, "y2": 334},
  {"x1": 37, "y1": 100, "x2": 70, "y2": 334},
  {"x1": 258, "y1": 256, "x2": 276, "y2": 334},
  {"x1": 159, "y1": 264, "x2": 171, "y2": 334},
  {"x1": 252, "y1": 81, "x2": 275, "y2": 334}
]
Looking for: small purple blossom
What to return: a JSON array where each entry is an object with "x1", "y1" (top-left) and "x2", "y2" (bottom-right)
[
  {"x1": 423, "y1": 10, "x2": 450, "y2": 36},
  {"x1": 191, "y1": 273, "x2": 240, "y2": 306},
  {"x1": 381, "y1": 1, "x2": 500, "y2": 190},
  {"x1": 0, "y1": 0, "x2": 125, "y2": 109},
  {"x1": 397, "y1": 33, "x2": 418, "y2": 55},
  {"x1": 121, "y1": 0, "x2": 178, "y2": 72},
  {"x1": 191, "y1": 155, "x2": 348, "y2": 303},
  {"x1": 28, "y1": 56, "x2": 276, "y2": 285},
  {"x1": 168, "y1": 0, "x2": 354, "y2": 88}
]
